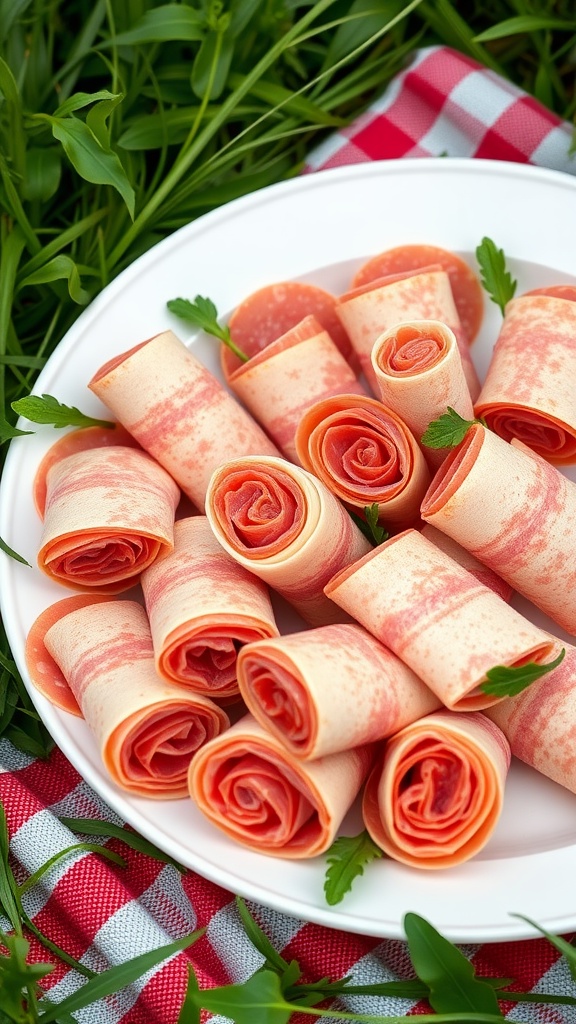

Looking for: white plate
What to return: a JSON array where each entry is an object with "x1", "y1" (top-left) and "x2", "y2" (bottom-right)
[{"x1": 3, "y1": 158, "x2": 576, "y2": 943}]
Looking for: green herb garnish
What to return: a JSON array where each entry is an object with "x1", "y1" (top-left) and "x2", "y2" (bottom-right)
[
  {"x1": 349, "y1": 503, "x2": 389, "y2": 546},
  {"x1": 481, "y1": 647, "x2": 565, "y2": 698},
  {"x1": 0, "y1": 536, "x2": 31, "y2": 566},
  {"x1": 167, "y1": 295, "x2": 249, "y2": 363},
  {"x1": 11, "y1": 394, "x2": 114, "y2": 430},
  {"x1": 475, "y1": 236, "x2": 517, "y2": 314},
  {"x1": 324, "y1": 829, "x2": 383, "y2": 906},
  {"x1": 421, "y1": 407, "x2": 484, "y2": 449},
  {"x1": 0, "y1": 418, "x2": 33, "y2": 446}
]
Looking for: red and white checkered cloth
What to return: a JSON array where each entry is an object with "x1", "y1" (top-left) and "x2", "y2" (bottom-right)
[{"x1": 2, "y1": 45, "x2": 576, "y2": 1024}]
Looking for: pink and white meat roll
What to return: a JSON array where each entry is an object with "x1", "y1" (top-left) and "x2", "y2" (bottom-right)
[
  {"x1": 420, "y1": 524, "x2": 513, "y2": 603},
  {"x1": 335, "y1": 267, "x2": 480, "y2": 399},
  {"x1": 474, "y1": 290, "x2": 576, "y2": 463},
  {"x1": 188, "y1": 714, "x2": 373, "y2": 858},
  {"x1": 205, "y1": 455, "x2": 371, "y2": 626},
  {"x1": 88, "y1": 330, "x2": 280, "y2": 512},
  {"x1": 421, "y1": 423, "x2": 576, "y2": 635},
  {"x1": 38, "y1": 444, "x2": 180, "y2": 593},
  {"x1": 227, "y1": 315, "x2": 365, "y2": 463},
  {"x1": 141, "y1": 516, "x2": 279, "y2": 700},
  {"x1": 25, "y1": 598, "x2": 229, "y2": 798},
  {"x1": 294, "y1": 394, "x2": 430, "y2": 529},
  {"x1": 363, "y1": 711, "x2": 510, "y2": 869},
  {"x1": 371, "y1": 319, "x2": 474, "y2": 469},
  {"x1": 485, "y1": 639, "x2": 576, "y2": 794},
  {"x1": 325, "y1": 529, "x2": 556, "y2": 712},
  {"x1": 237, "y1": 622, "x2": 440, "y2": 760}
]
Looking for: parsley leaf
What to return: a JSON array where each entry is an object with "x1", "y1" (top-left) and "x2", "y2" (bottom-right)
[
  {"x1": 167, "y1": 294, "x2": 249, "y2": 363},
  {"x1": 349, "y1": 503, "x2": 389, "y2": 546},
  {"x1": 421, "y1": 407, "x2": 483, "y2": 449},
  {"x1": 481, "y1": 648, "x2": 565, "y2": 698},
  {"x1": 11, "y1": 394, "x2": 114, "y2": 430},
  {"x1": 475, "y1": 236, "x2": 517, "y2": 315},
  {"x1": 324, "y1": 829, "x2": 383, "y2": 906}
]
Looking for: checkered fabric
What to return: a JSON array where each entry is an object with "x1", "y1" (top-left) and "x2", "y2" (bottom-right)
[{"x1": 2, "y1": 45, "x2": 576, "y2": 1024}]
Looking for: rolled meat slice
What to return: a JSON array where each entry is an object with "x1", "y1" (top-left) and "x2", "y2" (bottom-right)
[
  {"x1": 420, "y1": 524, "x2": 513, "y2": 603},
  {"x1": 324, "y1": 528, "x2": 556, "y2": 711},
  {"x1": 474, "y1": 291, "x2": 576, "y2": 463},
  {"x1": 227, "y1": 315, "x2": 365, "y2": 463},
  {"x1": 237, "y1": 622, "x2": 440, "y2": 760},
  {"x1": 351, "y1": 244, "x2": 485, "y2": 343},
  {"x1": 294, "y1": 394, "x2": 430, "y2": 530},
  {"x1": 421, "y1": 423, "x2": 576, "y2": 635},
  {"x1": 37, "y1": 444, "x2": 180, "y2": 593},
  {"x1": 362, "y1": 711, "x2": 510, "y2": 869},
  {"x1": 141, "y1": 516, "x2": 279, "y2": 700},
  {"x1": 485, "y1": 639, "x2": 576, "y2": 795},
  {"x1": 188, "y1": 713, "x2": 374, "y2": 858},
  {"x1": 223, "y1": 279, "x2": 352, "y2": 377},
  {"x1": 88, "y1": 330, "x2": 280, "y2": 512},
  {"x1": 25, "y1": 597, "x2": 229, "y2": 798},
  {"x1": 371, "y1": 319, "x2": 474, "y2": 469},
  {"x1": 335, "y1": 266, "x2": 480, "y2": 399},
  {"x1": 205, "y1": 455, "x2": 372, "y2": 626}
]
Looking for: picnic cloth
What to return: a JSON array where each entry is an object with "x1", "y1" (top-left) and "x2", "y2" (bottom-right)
[{"x1": 2, "y1": 44, "x2": 576, "y2": 1023}]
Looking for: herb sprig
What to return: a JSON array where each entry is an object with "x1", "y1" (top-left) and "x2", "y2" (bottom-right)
[
  {"x1": 475, "y1": 237, "x2": 517, "y2": 315},
  {"x1": 421, "y1": 408, "x2": 485, "y2": 450},
  {"x1": 167, "y1": 294, "x2": 249, "y2": 362},
  {"x1": 11, "y1": 394, "x2": 114, "y2": 430},
  {"x1": 349, "y1": 503, "x2": 389, "y2": 546},
  {"x1": 324, "y1": 829, "x2": 383, "y2": 906},
  {"x1": 481, "y1": 648, "x2": 566, "y2": 698}
]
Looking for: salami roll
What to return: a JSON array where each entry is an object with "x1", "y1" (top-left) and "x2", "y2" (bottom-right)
[
  {"x1": 25, "y1": 598, "x2": 229, "y2": 798},
  {"x1": 485, "y1": 639, "x2": 576, "y2": 794},
  {"x1": 371, "y1": 319, "x2": 474, "y2": 468},
  {"x1": 88, "y1": 330, "x2": 280, "y2": 512},
  {"x1": 325, "y1": 529, "x2": 556, "y2": 711},
  {"x1": 205, "y1": 455, "x2": 371, "y2": 626},
  {"x1": 474, "y1": 291, "x2": 576, "y2": 463},
  {"x1": 362, "y1": 711, "x2": 510, "y2": 869},
  {"x1": 37, "y1": 444, "x2": 180, "y2": 594},
  {"x1": 421, "y1": 423, "x2": 576, "y2": 635},
  {"x1": 335, "y1": 266, "x2": 480, "y2": 399},
  {"x1": 188, "y1": 713, "x2": 373, "y2": 858},
  {"x1": 421, "y1": 524, "x2": 513, "y2": 603},
  {"x1": 227, "y1": 315, "x2": 365, "y2": 463},
  {"x1": 294, "y1": 394, "x2": 430, "y2": 530},
  {"x1": 237, "y1": 623, "x2": 440, "y2": 760},
  {"x1": 141, "y1": 516, "x2": 279, "y2": 700}
]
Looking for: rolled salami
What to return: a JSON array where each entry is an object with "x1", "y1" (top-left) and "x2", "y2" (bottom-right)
[
  {"x1": 205, "y1": 455, "x2": 371, "y2": 626},
  {"x1": 227, "y1": 315, "x2": 365, "y2": 463},
  {"x1": 485, "y1": 639, "x2": 576, "y2": 795},
  {"x1": 237, "y1": 622, "x2": 440, "y2": 760},
  {"x1": 474, "y1": 291, "x2": 576, "y2": 463},
  {"x1": 37, "y1": 444, "x2": 180, "y2": 593},
  {"x1": 294, "y1": 394, "x2": 430, "y2": 529},
  {"x1": 188, "y1": 713, "x2": 373, "y2": 858},
  {"x1": 371, "y1": 319, "x2": 474, "y2": 468},
  {"x1": 421, "y1": 524, "x2": 513, "y2": 603},
  {"x1": 88, "y1": 330, "x2": 280, "y2": 512},
  {"x1": 25, "y1": 598, "x2": 229, "y2": 798},
  {"x1": 421, "y1": 423, "x2": 576, "y2": 635},
  {"x1": 141, "y1": 516, "x2": 279, "y2": 699},
  {"x1": 362, "y1": 711, "x2": 510, "y2": 869},
  {"x1": 335, "y1": 266, "x2": 480, "y2": 399},
  {"x1": 324, "y1": 528, "x2": 556, "y2": 711}
]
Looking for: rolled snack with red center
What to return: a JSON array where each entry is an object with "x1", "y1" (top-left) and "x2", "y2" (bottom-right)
[
  {"x1": 227, "y1": 315, "x2": 365, "y2": 463},
  {"x1": 335, "y1": 267, "x2": 480, "y2": 399},
  {"x1": 205, "y1": 455, "x2": 372, "y2": 626},
  {"x1": 88, "y1": 330, "x2": 280, "y2": 512},
  {"x1": 421, "y1": 423, "x2": 576, "y2": 635},
  {"x1": 141, "y1": 516, "x2": 279, "y2": 700},
  {"x1": 325, "y1": 529, "x2": 556, "y2": 711},
  {"x1": 421, "y1": 524, "x2": 513, "y2": 603},
  {"x1": 188, "y1": 713, "x2": 374, "y2": 858},
  {"x1": 371, "y1": 319, "x2": 474, "y2": 469},
  {"x1": 362, "y1": 711, "x2": 510, "y2": 869},
  {"x1": 25, "y1": 597, "x2": 229, "y2": 798},
  {"x1": 294, "y1": 394, "x2": 430, "y2": 530},
  {"x1": 474, "y1": 291, "x2": 576, "y2": 463},
  {"x1": 237, "y1": 622, "x2": 440, "y2": 760},
  {"x1": 37, "y1": 445, "x2": 180, "y2": 594},
  {"x1": 485, "y1": 639, "x2": 576, "y2": 794}
]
